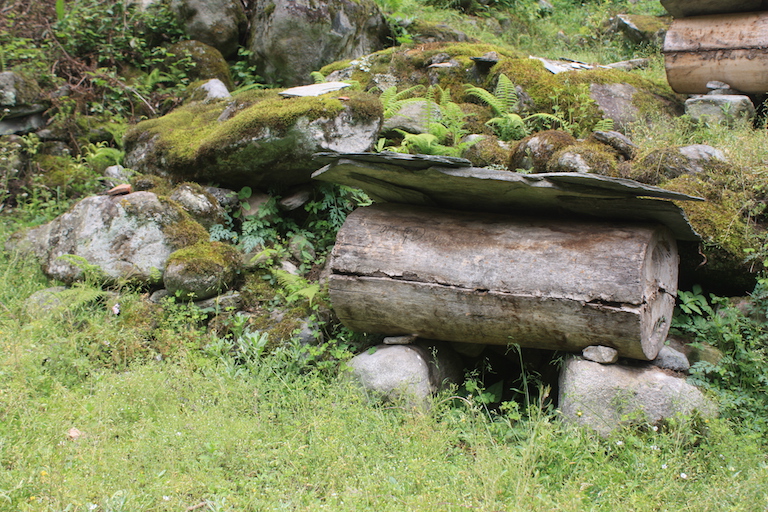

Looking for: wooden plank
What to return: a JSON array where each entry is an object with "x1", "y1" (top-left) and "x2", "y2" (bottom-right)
[
  {"x1": 664, "y1": 12, "x2": 768, "y2": 93},
  {"x1": 329, "y1": 203, "x2": 678, "y2": 360}
]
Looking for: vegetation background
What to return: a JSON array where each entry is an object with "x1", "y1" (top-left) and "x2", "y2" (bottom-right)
[{"x1": 0, "y1": 0, "x2": 767, "y2": 510}]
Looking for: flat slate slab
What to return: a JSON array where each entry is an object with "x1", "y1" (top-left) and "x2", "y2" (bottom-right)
[
  {"x1": 278, "y1": 82, "x2": 351, "y2": 98},
  {"x1": 312, "y1": 152, "x2": 703, "y2": 241}
]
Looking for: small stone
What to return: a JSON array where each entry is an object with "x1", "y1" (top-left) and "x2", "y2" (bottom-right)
[
  {"x1": 685, "y1": 95, "x2": 755, "y2": 126},
  {"x1": 652, "y1": 345, "x2": 690, "y2": 372},
  {"x1": 592, "y1": 130, "x2": 638, "y2": 160},
  {"x1": 582, "y1": 345, "x2": 619, "y2": 364},
  {"x1": 383, "y1": 334, "x2": 418, "y2": 345},
  {"x1": 106, "y1": 183, "x2": 132, "y2": 196}
]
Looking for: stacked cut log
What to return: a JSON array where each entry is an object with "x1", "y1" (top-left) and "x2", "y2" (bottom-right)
[
  {"x1": 330, "y1": 204, "x2": 678, "y2": 361},
  {"x1": 315, "y1": 153, "x2": 703, "y2": 363},
  {"x1": 662, "y1": 1, "x2": 768, "y2": 93}
]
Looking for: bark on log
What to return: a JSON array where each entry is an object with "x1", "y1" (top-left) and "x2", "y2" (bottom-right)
[
  {"x1": 329, "y1": 204, "x2": 679, "y2": 361},
  {"x1": 663, "y1": 12, "x2": 768, "y2": 94}
]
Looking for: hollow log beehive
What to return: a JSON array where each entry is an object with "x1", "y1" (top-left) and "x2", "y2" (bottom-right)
[
  {"x1": 329, "y1": 203, "x2": 679, "y2": 361},
  {"x1": 663, "y1": 11, "x2": 768, "y2": 93}
]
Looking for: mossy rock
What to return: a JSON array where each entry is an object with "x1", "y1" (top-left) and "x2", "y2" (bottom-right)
[
  {"x1": 164, "y1": 241, "x2": 242, "y2": 300},
  {"x1": 546, "y1": 141, "x2": 620, "y2": 175},
  {"x1": 461, "y1": 134, "x2": 509, "y2": 168},
  {"x1": 123, "y1": 89, "x2": 382, "y2": 190},
  {"x1": 167, "y1": 40, "x2": 233, "y2": 90},
  {"x1": 508, "y1": 130, "x2": 576, "y2": 172}
]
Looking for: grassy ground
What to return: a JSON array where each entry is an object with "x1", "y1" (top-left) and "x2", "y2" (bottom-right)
[
  {"x1": 1, "y1": 219, "x2": 767, "y2": 512},
  {"x1": 1, "y1": 1, "x2": 767, "y2": 510}
]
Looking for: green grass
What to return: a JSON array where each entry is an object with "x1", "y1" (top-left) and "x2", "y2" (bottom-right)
[{"x1": 1, "y1": 219, "x2": 767, "y2": 511}]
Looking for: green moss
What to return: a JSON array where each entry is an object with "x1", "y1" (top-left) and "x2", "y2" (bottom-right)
[
  {"x1": 163, "y1": 217, "x2": 209, "y2": 250},
  {"x1": 319, "y1": 59, "x2": 354, "y2": 76},
  {"x1": 34, "y1": 155, "x2": 99, "y2": 196},
  {"x1": 547, "y1": 141, "x2": 620, "y2": 175},
  {"x1": 166, "y1": 241, "x2": 241, "y2": 275},
  {"x1": 462, "y1": 135, "x2": 509, "y2": 167},
  {"x1": 508, "y1": 130, "x2": 576, "y2": 172},
  {"x1": 124, "y1": 86, "x2": 384, "y2": 188},
  {"x1": 167, "y1": 40, "x2": 233, "y2": 90}
]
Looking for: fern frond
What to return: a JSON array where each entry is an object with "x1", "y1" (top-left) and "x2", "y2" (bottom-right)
[
  {"x1": 465, "y1": 84, "x2": 506, "y2": 117},
  {"x1": 494, "y1": 74, "x2": 519, "y2": 115},
  {"x1": 592, "y1": 118, "x2": 615, "y2": 132},
  {"x1": 310, "y1": 71, "x2": 326, "y2": 84}
]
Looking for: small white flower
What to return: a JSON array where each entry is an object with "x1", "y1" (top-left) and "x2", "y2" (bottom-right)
[
  {"x1": 662, "y1": 464, "x2": 668, "y2": 469},
  {"x1": 650, "y1": 445, "x2": 659, "y2": 450},
  {"x1": 163, "y1": 496, "x2": 170, "y2": 501},
  {"x1": 680, "y1": 472, "x2": 688, "y2": 479},
  {"x1": 615, "y1": 440, "x2": 623, "y2": 446},
  {"x1": 652, "y1": 425, "x2": 658, "y2": 431}
]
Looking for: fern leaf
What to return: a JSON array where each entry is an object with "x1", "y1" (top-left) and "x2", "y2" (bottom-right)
[
  {"x1": 310, "y1": 71, "x2": 326, "y2": 84},
  {"x1": 592, "y1": 118, "x2": 615, "y2": 132},
  {"x1": 494, "y1": 74, "x2": 519, "y2": 115},
  {"x1": 465, "y1": 84, "x2": 506, "y2": 117}
]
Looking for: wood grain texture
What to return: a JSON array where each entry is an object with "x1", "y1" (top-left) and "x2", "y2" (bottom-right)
[
  {"x1": 664, "y1": 12, "x2": 768, "y2": 93},
  {"x1": 329, "y1": 204, "x2": 678, "y2": 360}
]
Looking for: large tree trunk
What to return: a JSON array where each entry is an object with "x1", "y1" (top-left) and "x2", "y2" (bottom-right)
[
  {"x1": 329, "y1": 204, "x2": 679, "y2": 361},
  {"x1": 663, "y1": 11, "x2": 768, "y2": 94}
]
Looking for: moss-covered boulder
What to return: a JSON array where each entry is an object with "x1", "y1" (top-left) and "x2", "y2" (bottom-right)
[
  {"x1": 164, "y1": 241, "x2": 241, "y2": 300},
  {"x1": 508, "y1": 130, "x2": 576, "y2": 172},
  {"x1": 246, "y1": 0, "x2": 391, "y2": 87},
  {"x1": 170, "y1": 0, "x2": 247, "y2": 59},
  {"x1": 167, "y1": 40, "x2": 234, "y2": 90},
  {"x1": 7, "y1": 191, "x2": 208, "y2": 284},
  {"x1": 123, "y1": 89, "x2": 383, "y2": 190}
]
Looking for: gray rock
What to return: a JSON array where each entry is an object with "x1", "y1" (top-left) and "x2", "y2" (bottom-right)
[
  {"x1": 279, "y1": 186, "x2": 313, "y2": 211},
  {"x1": 559, "y1": 356, "x2": 716, "y2": 436},
  {"x1": 9, "y1": 192, "x2": 192, "y2": 284},
  {"x1": 383, "y1": 334, "x2": 418, "y2": 345},
  {"x1": 610, "y1": 14, "x2": 669, "y2": 45},
  {"x1": 685, "y1": 95, "x2": 755, "y2": 126},
  {"x1": 592, "y1": 130, "x2": 638, "y2": 160},
  {"x1": 163, "y1": 242, "x2": 240, "y2": 301},
  {"x1": 169, "y1": 183, "x2": 226, "y2": 230},
  {"x1": 0, "y1": 113, "x2": 46, "y2": 136},
  {"x1": 247, "y1": 0, "x2": 391, "y2": 87},
  {"x1": 206, "y1": 186, "x2": 239, "y2": 210},
  {"x1": 196, "y1": 79, "x2": 231, "y2": 102},
  {"x1": 678, "y1": 144, "x2": 727, "y2": 167},
  {"x1": 170, "y1": 0, "x2": 246, "y2": 59},
  {"x1": 194, "y1": 291, "x2": 243, "y2": 312},
  {"x1": 589, "y1": 83, "x2": 640, "y2": 133},
  {"x1": 347, "y1": 341, "x2": 463, "y2": 406},
  {"x1": 605, "y1": 58, "x2": 650, "y2": 71},
  {"x1": 288, "y1": 233, "x2": 316, "y2": 263},
  {"x1": 553, "y1": 151, "x2": 591, "y2": 173},
  {"x1": 638, "y1": 144, "x2": 727, "y2": 183},
  {"x1": 582, "y1": 345, "x2": 619, "y2": 364},
  {"x1": 652, "y1": 345, "x2": 690, "y2": 372},
  {"x1": 382, "y1": 100, "x2": 442, "y2": 135}
]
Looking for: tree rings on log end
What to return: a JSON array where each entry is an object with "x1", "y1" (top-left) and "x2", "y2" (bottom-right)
[{"x1": 328, "y1": 204, "x2": 678, "y2": 361}]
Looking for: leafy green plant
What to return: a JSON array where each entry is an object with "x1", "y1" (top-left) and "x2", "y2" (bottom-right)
[
  {"x1": 673, "y1": 285, "x2": 768, "y2": 437},
  {"x1": 382, "y1": 85, "x2": 478, "y2": 157}
]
